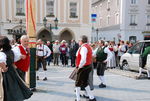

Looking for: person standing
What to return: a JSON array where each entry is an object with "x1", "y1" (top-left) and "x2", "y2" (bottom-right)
[
  {"x1": 136, "y1": 44, "x2": 150, "y2": 79},
  {"x1": 59, "y1": 40, "x2": 67, "y2": 67},
  {"x1": 70, "y1": 40, "x2": 79, "y2": 67},
  {"x1": 117, "y1": 40, "x2": 126, "y2": 68},
  {"x1": 96, "y1": 40, "x2": 113, "y2": 88},
  {"x1": 53, "y1": 40, "x2": 60, "y2": 66},
  {"x1": 46, "y1": 41, "x2": 53, "y2": 66},
  {"x1": 75, "y1": 35, "x2": 96, "y2": 101},
  {"x1": 13, "y1": 35, "x2": 30, "y2": 81},
  {"x1": 36, "y1": 39, "x2": 51, "y2": 81}
]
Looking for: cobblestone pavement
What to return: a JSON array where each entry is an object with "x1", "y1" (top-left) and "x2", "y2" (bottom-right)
[{"x1": 26, "y1": 65, "x2": 150, "y2": 101}]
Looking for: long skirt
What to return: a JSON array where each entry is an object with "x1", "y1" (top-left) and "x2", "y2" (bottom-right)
[{"x1": 2, "y1": 66, "x2": 33, "y2": 101}]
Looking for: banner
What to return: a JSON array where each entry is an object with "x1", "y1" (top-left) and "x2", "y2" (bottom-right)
[{"x1": 26, "y1": 0, "x2": 36, "y2": 38}]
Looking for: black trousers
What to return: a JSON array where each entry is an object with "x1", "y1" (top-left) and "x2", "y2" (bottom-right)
[
  {"x1": 96, "y1": 62, "x2": 106, "y2": 76},
  {"x1": 37, "y1": 56, "x2": 47, "y2": 71},
  {"x1": 71, "y1": 56, "x2": 76, "y2": 67},
  {"x1": 75, "y1": 65, "x2": 92, "y2": 88}
]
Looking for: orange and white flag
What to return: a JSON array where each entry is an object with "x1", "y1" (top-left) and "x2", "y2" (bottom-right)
[{"x1": 26, "y1": 0, "x2": 36, "y2": 38}]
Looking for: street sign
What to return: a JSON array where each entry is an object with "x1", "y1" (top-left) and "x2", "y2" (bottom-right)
[
  {"x1": 91, "y1": 14, "x2": 97, "y2": 18},
  {"x1": 91, "y1": 14, "x2": 97, "y2": 23}
]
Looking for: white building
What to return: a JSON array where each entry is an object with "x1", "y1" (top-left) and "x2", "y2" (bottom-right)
[
  {"x1": 0, "y1": 0, "x2": 92, "y2": 44},
  {"x1": 92, "y1": 0, "x2": 150, "y2": 43}
]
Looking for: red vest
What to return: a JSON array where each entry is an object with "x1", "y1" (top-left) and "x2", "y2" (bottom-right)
[
  {"x1": 76, "y1": 44, "x2": 92, "y2": 68},
  {"x1": 15, "y1": 45, "x2": 30, "y2": 72}
]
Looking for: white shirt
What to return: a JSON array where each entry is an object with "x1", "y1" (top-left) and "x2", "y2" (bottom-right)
[
  {"x1": 103, "y1": 47, "x2": 113, "y2": 62},
  {"x1": 94, "y1": 46, "x2": 113, "y2": 62},
  {"x1": 76, "y1": 43, "x2": 89, "y2": 68},
  {"x1": 118, "y1": 45, "x2": 126, "y2": 56},
  {"x1": 36, "y1": 44, "x2": 51, "y2": 57},
  {"x1": 12, "y1": 45, "x2": 27, "y2": 62},
  {"x1": 0, "y1": 49, "x2": 22, "y2": 64},
  {"x1": 53, "y1": 44, "x2": 60, "y2": 53}
]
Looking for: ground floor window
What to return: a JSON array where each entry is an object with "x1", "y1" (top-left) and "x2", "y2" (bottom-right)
[{"x1": 129, "y1": 36, "x2": 136, "y2": 43}]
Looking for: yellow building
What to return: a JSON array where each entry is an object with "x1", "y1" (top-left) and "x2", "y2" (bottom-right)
[{"x1": 0, "y1": 0, "x2": 92, "y2": 43}]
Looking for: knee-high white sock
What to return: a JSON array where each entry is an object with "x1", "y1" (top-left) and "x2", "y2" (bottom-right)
[
  {"x1": 99, "y1": 76, "x2": 102, "y2": 83},
  {"x1": 44, "y1": 71, "x2": 47, "y2": 78},
  {"x1": 99, "y1": 76, "x2": 105, "y2": 84},
  {"x1": 85, "y1": 85, "x2": 94, "y2": 99},
  {"x1": 138, "y1": 68, "x2": 142, "y2": 76},
  {"x1": 146, "y1": 70, "x2": 150, "y2": 77},
  {"x1": 75, "y1": 87, "x2": 81, "y2": 101},
  {"x1": 84, "y1": 91, "x2": 88, "y2": 96}
]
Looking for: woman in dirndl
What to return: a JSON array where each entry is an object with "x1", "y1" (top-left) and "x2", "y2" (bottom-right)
[{"x1": 0, "y1": 36, "x2": 33, "y2": 101}]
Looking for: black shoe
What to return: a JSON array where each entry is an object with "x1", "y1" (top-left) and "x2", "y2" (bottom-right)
[
  {"x1": 148, "y1": 77, "x2": 150, "y2": 80},
  {"x1": 89, "y1": 98, "x2": 96, "y2": 101},
  {"x1": 82, "y1": 94, "x2": 89, "y2": 99},
  {"x1": 43, "y1": 77, "x2": 47, "y2": 81},
  {"x1": 135, "y1": 75, "x2": 142, "y2": 80},
  {"x1": 30, "y1": 88, "x2": 36, "y2": 92},
  {"x1": 37, "y1": 76, "x2": 39, "y2": 80},
  {"x1": 99, "y1": 83, "x2": 106, "y2": 88}
]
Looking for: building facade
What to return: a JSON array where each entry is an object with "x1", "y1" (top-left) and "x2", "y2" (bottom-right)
[
  {"x1": 0, "y1": 0, "x2": 92, "y2": 43},
  {"x1": 92, "y1": 0, "x2": 150, "y2": 43}
]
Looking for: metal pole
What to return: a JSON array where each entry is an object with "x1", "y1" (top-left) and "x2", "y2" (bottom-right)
[
  {"x1": 96, "y1": 28, "x2": 98, "y2": 41},
  {"x1": 26, "y1": 0, "x2": 37, "y2": 91}
]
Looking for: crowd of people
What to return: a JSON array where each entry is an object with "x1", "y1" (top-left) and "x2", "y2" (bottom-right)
[{"x1": 1, "y1": 34, "x2": 149, "y2": 101}]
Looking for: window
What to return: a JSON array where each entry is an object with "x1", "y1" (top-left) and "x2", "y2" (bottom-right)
[
  {"x1": 115, "y1": 14, "x2": 119, "y2": 24},
  {"x1": 70, "y1": 2, "x2": 78, "y2": 18},
  {"x1": 16, "y1": 0, "x2": 25, "y2": 16},
  {"x1": 130, "y1": 15, "x2": 137, "y2": 26},
  {"x1": 131, "y1": 0, "x2": 136, "y2": 4},
  {"x1": 46, "y1": 0, "x2": 55, "y2": 17},
  {"x1": 117, "y1": 0, "x2": 119, "y2": 6},
  {"x1": 128, "y1": 42, "x2": 142, "y2": 54},
  {"x1": 129, "y1": 36, "x2": 137, "y2": 43},
  {"x1": 147, "y1": 15, "x2": 150, "y2": 26},
  {"x1": 107, "y1": 16, "x2": 110, "y2": 24},
  {"x1": 107, "y1": 1, "x2": 110, "y2": 11},
  {"x1": 148, "y1": 0, "x2": 150, "y2": 4}
]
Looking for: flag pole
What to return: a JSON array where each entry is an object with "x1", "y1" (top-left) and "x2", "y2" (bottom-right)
[{"x1": 26, "y1": 0, "x2": 37, "y2": 91}]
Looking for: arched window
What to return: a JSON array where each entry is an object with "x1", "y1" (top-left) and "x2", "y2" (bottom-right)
[{"x1": 16, "y1": 0, "x2": 25, "y2": 16}]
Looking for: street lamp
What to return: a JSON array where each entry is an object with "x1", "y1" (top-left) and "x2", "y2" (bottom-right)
[
  {"x1": 43, "y1": 17, "x2": 47, "y2": 27},
  {"x1": 96, "y1": 28, "x2": 99, "y2": 41},
  {"x1": 43, "y1": 17, "x2": 59, "y2": 30},
  {"x1": 54, "y1": 17, "x2": 58, "y2": 29}
]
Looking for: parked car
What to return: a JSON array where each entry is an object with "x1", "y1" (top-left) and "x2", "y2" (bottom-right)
[{"x1": 120, "y1": 40, "x2": 150, "y2": 71}]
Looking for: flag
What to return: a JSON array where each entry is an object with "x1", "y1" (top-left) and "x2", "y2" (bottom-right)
[
  {"x1": 25, "y1": 0, "x2": 36, "y2": 89},
  {"x1": 91, "y1": 14, "x2": 97, "y2": 23},
  {"x1": 26, "y1": 0, "x2": 36, "y2": 38}
]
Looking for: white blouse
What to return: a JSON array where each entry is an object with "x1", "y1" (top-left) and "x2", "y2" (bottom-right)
[{"x1": 0, "y1": 49, "x2": 21, "y2": 64}]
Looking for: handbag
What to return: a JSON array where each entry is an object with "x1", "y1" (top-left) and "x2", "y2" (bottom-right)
[{"x1": 69, "y1": 68, "x2": 78, "y2": 81}]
